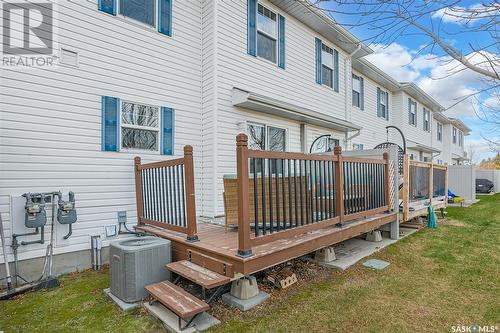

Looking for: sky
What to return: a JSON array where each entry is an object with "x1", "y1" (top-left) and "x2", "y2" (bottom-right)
[{"x1": 320, "y1": 0, "x2": 499, "y2": 163}]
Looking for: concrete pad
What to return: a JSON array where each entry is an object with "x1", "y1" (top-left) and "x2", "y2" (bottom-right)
[
  {"x1": 315, "y1": 227, "x2": 418, "y2": 271},
  {"x1": 222, "y1": 290, "x2": 270, "y2": 311},
  {"x1": 103, "y1": 288, "x2": 140, "y2": 311},
  {"x1": 363, "y1": 259, "x2": 390, "y2": 270},
  {"x1": 144, "y1": 302, "x2": 219, "y2": 332}
]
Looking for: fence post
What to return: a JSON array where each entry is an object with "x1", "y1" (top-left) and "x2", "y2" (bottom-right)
[
  {"x1": 184, "y1": 145, "x2": 199, "y2": 242},
  {"x1": 383, "y1": 152, "x2": 390, "y2": 212},
  {"x1": 236, "y1": 134, "x2": 253, "y2": 257},
  {"x1": 134, "y1": 157, "x2": 144, "y2": 225},
  {"x1": 334, "y1": 146, "x2": 344, "y2": 225}
]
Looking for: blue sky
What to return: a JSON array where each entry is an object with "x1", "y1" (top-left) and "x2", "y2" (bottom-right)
[{"x1": 320, "y1": 0, "x2": 499, "y2": 162}]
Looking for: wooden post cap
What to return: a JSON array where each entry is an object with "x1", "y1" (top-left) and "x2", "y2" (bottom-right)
[
  {"x1": 184, "y1": 145, "x2": 193, "y2": 155},
  {"x1": 334, "y1": 146, "x2": 342, "y2": 155},
  {"x1": 383, "y1": 152, "x2": 389, "y2": 160},
  {"x1": 134, "y1": 156, "x2": 141, "y2": 164},
  {"x1": 236, "y1": 133, "x2": 248, "y2": 146}
]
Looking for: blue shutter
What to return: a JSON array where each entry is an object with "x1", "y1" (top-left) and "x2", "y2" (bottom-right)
[
  {"x1": 385, "y1": 91, "x2": 389, "y2": 120},
  {"x1": 315, "y1": 38, "x2": 322, "y2": 84},
  {"x1": 333, "y1": 49, "x2": 339, "y2": 92},
  {"x1": 158, "y1": 0, "x2": 172, "y2": 36},
  {"x1": 278, "y1": 14, "x2": 285, "y2": 69},
  {"x1": 376, "y1": 87, "x2": 381, "y2": 117},
  {"x1": 161, "y1": 107, "x2": 174, "y2": 155},
  {"x1": 101, "y1": 96, "x2": 120, "y2": 152},
  {"x1": 359, "y1": 77, "x2": 364, "y2": 110},
  {"x1": 408, "y1": 98, "x2": 412, "y2": 124},
  {"x1": 247, "y1": 0, "x2": 257, "y2": 56},
  {"x1": 98, "y1": 0, "x2": 116, "y2": 15}
]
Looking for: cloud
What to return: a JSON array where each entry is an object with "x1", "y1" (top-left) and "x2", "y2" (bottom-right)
[
  {"x1": 365, "y1": 43, "x2": 498, "y2": 117},
  {"x1": 431, "y1": 3, "x2": 500, "y2": 25}
]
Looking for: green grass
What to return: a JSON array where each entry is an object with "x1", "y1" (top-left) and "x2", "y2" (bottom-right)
[{"x1": 1, "y1": 194, "x2": 499, "y2": 333}]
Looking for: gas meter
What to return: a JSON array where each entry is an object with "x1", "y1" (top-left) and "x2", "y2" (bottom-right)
[
  {"x1": 57, "y1": 192, "x2": 77, "y2": 239},
  {"x1": 22, "y1": 193, "x2": 47, "y2": 228}
]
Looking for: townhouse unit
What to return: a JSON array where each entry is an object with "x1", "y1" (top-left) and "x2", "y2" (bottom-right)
[{"x1": 0, "y1": 0, "x2": 470, "y2": 269}]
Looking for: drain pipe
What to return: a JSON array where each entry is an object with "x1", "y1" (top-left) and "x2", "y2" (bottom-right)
[
  {"x1": 343, "y1": 43, "x2": 362, "y2": 149},
  {"x1": 90, "y1": 235, "x2": 102, "y2": 270}
]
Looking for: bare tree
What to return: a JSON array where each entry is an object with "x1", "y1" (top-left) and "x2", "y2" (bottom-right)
[{"x1": 309, "y1": 0, "x2": 499, "y2": 150}]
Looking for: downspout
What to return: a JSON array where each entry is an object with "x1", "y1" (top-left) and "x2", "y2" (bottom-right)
[{"x1": 343, "y1": 43, "x2": 362, "y2": 149}]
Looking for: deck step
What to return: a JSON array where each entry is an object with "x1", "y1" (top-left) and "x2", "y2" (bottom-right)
[
  {"x1": 145, "y1": 281, "x2": 209, "y2": 320},
  {"x1": 167, "y1": 260, "x2": 230, "y2": 289}
]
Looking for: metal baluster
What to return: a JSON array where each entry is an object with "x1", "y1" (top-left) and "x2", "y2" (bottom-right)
[
  {"x1": 299, "y1": 160, "x2": 304, "y2": 225},
  {"x1": 319, "y1": 161, "x2": 324, "y2": 220},
  {"x1": 288, "y1": 159, "x2": 293, "y2": 229},
  {"x1": 160, "y1": 167, "x2": 165, "y2": 222},
  {"x1": 163, "y1": 167, "x2": 170, "y2": 224},
  {"x1": 176, "y1": 165, "x2": 182, "y2": 226},
  {"x1": 275, "y1": 159, "x2": 281, "y2": 232},
  {"x1": 141, "y1": 170, "x2": 147, "y2": 220},
  {"x1": 180, "y1": 165, "x2": 186, "y2": 227},
  {"x1": 268, "y1": 158, "x2": 273, "y2": 234},
  {"x1": 293, "y1": 160, "x2": 298, "y2": 227},
  {"x1": 314, "y1": 160, "x2": 318, "y2": 223},
  {"x1": 168, "y1": 166, "x2": 174, "y2": 225},
  {"x1": 305, "y1": 160, "x2": 310, "y2": 225},
  {"x1": 253, "y1": 158, "x2": 259, "y2": 237},
  {"x1": 281, "y1": 158, "x2": 286, "y2": 230},
  {"x1": 261, "y1": 158, "x2": 266, "y2": 235}
]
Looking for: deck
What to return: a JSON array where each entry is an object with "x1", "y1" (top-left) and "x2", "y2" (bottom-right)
[{"x1": 137, "y1": 211, "x2": 397, "y2": 277}]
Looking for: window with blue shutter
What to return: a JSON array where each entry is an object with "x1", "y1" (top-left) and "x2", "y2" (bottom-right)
[
  {"x1": 98, "y1": 0, "x2": 116, "y2": 15},
  {"x1": 247, "y1": 0, "x2": 257, "y2": 56},
  {"x1": 158, "y1": 0, "x2": 172, "y2": 36},
  {"x1": 278, "y1": 14, "x2": 285, "y2": 69},
  {"x1": 101, "y1": 96, "x2": 120, "y2": 151},
  {"x1": 377, "y1": 88, "x2": 389, "y2": 120},
  {"x1": 315, "y1": 38, "x2": 322, "y2": 84},
  {"x1": 161, "y1": 107, "x2": 174, "y2": 155},
  {"x1": 409, "y1": 98, "x2": 417, "y2": 126}
]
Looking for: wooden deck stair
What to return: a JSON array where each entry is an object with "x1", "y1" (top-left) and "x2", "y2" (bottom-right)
[
  {"x1": 145, "y1": 260, "x2": 231, "y2": 330},
  {"x1": 166, "y1": 260, "x2": 230, "y2": 289}
]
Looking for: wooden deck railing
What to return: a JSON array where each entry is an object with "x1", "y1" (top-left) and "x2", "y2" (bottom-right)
[
  {"x1": 235, "y1": 134, "x2": 391, "y2": 257},
  {"x1": 134, "y1": 146, "x2": 198, "y2": 241},
  {"x1": 400, "y1": 156, "x2": 448, "y2": 221}
]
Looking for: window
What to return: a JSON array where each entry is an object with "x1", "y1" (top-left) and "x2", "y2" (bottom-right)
[
  {"x1": 378, "y1": 88, "x2": 389, "y2": 120},
  {"x1": 119, "y1": 0, "x2": 156, "y2": 27},
  {"x1": 321, "y1": 43, "x2": 334, "y2": 88},
  {"x1": 120, "y1": 101, "x2": 160, "y2": 151},
  {"x1": 352, "y1": 143, "x2": 364, "y2": 150},
  {"x1": 453, "y1": 127, "x2": 457, "y2": 144},
  {"x1": 437, "y1": 123, "x2": 443, "y2": 141},
  {"x1": 311, "y1": 136, "x2": 339, "y2": 153},
  {"x1": 248, "y1": 123, "x2": 286, "y2": 151},
  {"x1": 423, "y1": 109, "x2": 430, "y2": 132},
  {"x1": 408, "y1": 99, "x2": 417, "y2": 126},
  {"x1": 256, "y1": 4, "x2": 277, "y2": 63},
  {"x1": 409, "y1": 154, "x2": 414, "y2": 160},
  {"x1": 437, "y1": 159, "x2": 443, "y2": 164},
  {"x1": 459, "y1": 131, "x2": 464, "y2": 147},
  {"x1": 423, "y1": 156, "x2": 429, "y2": 162},
  {"x1": 352, "y1": 74, "x2": 361, "y2": 108}
]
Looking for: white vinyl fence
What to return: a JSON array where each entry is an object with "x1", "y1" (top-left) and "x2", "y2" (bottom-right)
[{"x1": 448, "y1": 165, "x2": 476, "y2": 201}]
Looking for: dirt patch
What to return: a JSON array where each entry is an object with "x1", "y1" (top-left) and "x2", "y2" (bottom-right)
[{"x1": 443, "y1": 219, "x2": 466, "y2": 227}]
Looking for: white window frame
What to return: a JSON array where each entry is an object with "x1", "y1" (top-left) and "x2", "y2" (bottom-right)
[
  {"x1": 423, "y1": 109, "x2": 430, "y2": 132},
  {"x1": 256, "y1": 3, "x2": 278, "y2": 65},
  {"x1": 119, "y1": 100, "x2": 161, "y2": 153},
  {"x1": 352, "y1": 74, "x2": 361, "y2": 108},
  {"x1": 352, "y1": 143, "x2": 364, "y2": 151},
  {"x1": 437, "y1": 123, "x2": 442, "y2": 141},
  {"x1": 409, "y1": 99, "x2": 417, "y2": 126},
  {"x1": 378, "y1": 89, "x2": 388, "y2": 119},
  {"x1": 247, "y1": 122, "x2": 288, "y2": 151},
  {"x1": 117, "y1": 0, "x2": 158, "y2": 30},
  {"x1": 321, "y1": 43, "x2": 334, "y2": 89}
]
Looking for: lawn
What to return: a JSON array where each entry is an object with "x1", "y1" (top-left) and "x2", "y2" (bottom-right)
[{"x1": 1, "y1": 194, "x2": 499, "y2": 333}]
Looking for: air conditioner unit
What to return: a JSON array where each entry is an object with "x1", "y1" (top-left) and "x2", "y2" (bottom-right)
[{"x1": 110, "y1": 236, "x2": 171, "y2": 303}]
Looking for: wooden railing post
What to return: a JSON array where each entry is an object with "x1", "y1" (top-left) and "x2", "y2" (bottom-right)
[
  {"x1": 184, "y1": 145, "x2": 199, "y2": 242},
  {"x1": 383, "y1": 152, "x2": 391, "y2": 212},
  {"x1": 334, "y1": 146, "x2": 344, "y2": 225},
  {"x1": 134, "y1": 156, "x2": 144, "y2": 225},
  {"x1": 236, "y1": 134, "x2": 253, "y2": 257}
]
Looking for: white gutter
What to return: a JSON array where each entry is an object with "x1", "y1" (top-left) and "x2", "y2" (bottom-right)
[{"x1": 343, "y1": 43, "x2": 362, "y2": 149}]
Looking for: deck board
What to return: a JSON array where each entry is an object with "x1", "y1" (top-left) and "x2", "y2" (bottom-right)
[{"x1": 137, "y1": 212, "x2": 397, "y2": 275}]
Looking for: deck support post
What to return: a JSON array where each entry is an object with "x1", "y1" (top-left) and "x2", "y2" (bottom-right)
[
  {"x1": 184, "y1": 146, "x2": 199, "y2": 242},
  {"x1": 134, "y1": 157, "x2": 144, "y2": 225},
  {"x1": 334, "y1": 147, "x2": 345, "y2": 226},
  {"x1": 236, "y1": 134, "x2": 253, "y2": 257},
  {"x1": 314, "y1": 246, "x2": 336, "y2": 263}
]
